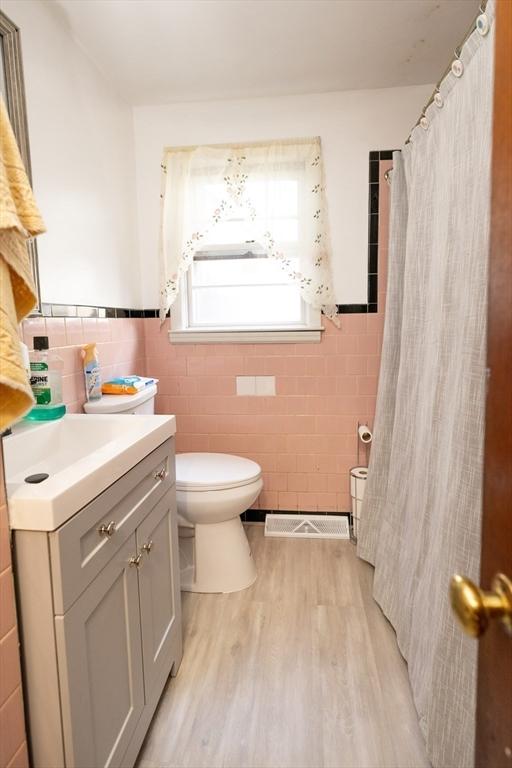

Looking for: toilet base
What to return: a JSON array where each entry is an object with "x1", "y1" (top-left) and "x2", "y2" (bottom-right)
[{"x1": 179, "y1": 516, "x2": 257, "y2": 593}]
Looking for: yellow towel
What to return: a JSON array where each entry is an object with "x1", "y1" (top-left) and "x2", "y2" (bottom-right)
[{"x1": 0, "y1": 96, "x2": 46, "y2": 431}]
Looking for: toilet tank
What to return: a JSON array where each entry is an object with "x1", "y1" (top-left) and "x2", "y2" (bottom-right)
[{"x1": 83, "y1": 383, "x2": 158, "y2": 415}]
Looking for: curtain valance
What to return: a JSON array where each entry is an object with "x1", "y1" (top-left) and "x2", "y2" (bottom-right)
[{"x1": 158, "y1": 137, "x2": 338, "y2": 324}]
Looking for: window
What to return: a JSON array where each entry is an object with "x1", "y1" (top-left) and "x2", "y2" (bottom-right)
[
  {"x1": 172, "y1": 245, "x2": 320, "y2": 342},
  {"x1": 188, "y1": 247, "x2": 304, "y2": 328},
  {"x1": 160, "y1": 139, "x2": 337, "y2": 342}
]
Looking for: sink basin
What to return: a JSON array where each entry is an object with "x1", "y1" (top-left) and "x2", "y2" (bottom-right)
[{"x1": 4, "y1": 414, "x2": 176, "y2": 531}]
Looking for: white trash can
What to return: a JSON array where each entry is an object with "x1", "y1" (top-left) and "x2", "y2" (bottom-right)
[{"x1": 350, "y1": 466, "x2": 368, "y2": 539}]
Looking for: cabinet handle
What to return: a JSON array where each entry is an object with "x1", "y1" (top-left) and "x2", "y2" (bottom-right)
[
  {"x1": 129, "y1": 553, "x2": 143, "y2": 568},
  {"x1": 142, "y1": 540, "x2": 154, "y2": 554},
  {"x1": 153, "y1": 468, "x2": 166, "y2": 481},
  {"x1": 98, "y1": 520, "x2": 116, "y2": 537}
]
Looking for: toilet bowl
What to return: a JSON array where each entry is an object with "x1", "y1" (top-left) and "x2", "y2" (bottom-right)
[{"x1": 176, "y1": 453, "x2": 262, "y2": 594}]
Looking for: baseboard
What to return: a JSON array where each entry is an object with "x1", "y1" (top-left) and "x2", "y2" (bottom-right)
[{"x1": 242, "y1": 509, "x2": 350, "y2": 523}]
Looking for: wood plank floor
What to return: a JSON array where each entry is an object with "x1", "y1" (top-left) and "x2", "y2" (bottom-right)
[{"x1": 137, "y1": 525, "x2": 430, "y2": 768}]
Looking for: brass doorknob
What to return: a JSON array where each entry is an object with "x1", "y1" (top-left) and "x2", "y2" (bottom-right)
[{"x1": 450, "y1": 573, "x2": 512, "y2": 638}]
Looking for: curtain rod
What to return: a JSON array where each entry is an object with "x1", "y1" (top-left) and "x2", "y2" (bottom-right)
[
  {"x1": 163, "y1": 136, "x2": 320, "y2": 154},
  {"x1": 405, "y1": 0, "x2": 489, "y2": 145}
]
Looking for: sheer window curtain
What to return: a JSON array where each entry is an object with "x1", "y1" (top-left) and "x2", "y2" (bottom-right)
[
  {"x1": 158, "y1": 138, "x2": 338, "y2": 324},
  {"x1": 357, "y1": 5, "x2": 494, "y2": 768}
]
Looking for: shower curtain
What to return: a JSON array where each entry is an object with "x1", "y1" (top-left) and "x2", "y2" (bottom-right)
[{"x1": 357, "y1": 7, "x2": 495, "y2": 768}]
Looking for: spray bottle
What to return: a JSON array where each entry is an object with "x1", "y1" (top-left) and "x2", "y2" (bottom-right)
[{"x1": 81, "y1": 343, "x2": 102, "y2": 401}]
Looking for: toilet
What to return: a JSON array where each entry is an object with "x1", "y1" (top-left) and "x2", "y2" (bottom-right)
[
  {"x1": 83, "y1": 383, "x2": 158, "y2": 415},
  {"x1": 176, "y1": 453, "x2": 262, "y2": 594},
  {"x1": 84, "y1": 387, "x2": 261, "y2": 593}
]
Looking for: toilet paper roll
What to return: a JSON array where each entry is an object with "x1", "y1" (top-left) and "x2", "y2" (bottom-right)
[
  {"x1": 358, "y1": 424, "x2": 373, "y2": 443},
  {"x1": 350, "y1": 467, "x2": 368, "y2": 499}
]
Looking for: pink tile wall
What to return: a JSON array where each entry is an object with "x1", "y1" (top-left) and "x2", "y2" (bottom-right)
[
  {"x1": 145, "y1": 314, "x2": 383, "y2": 512},
  {"x1": 0, "y1": 446, "x2": 29, "y2": 768},
  {"x1": 143, "y1": 158, "x2": 392, "y2": 514},
  {"x1": 20, "y1": 318, "x2": 146, "y2": 413},
  {"x1": 19, "y1": 311, "x2": 384, "y2": 509}
]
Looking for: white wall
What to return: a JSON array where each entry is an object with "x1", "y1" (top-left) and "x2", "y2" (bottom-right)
[
  {"x1": 4, "y1": 0, "x2": 431, "y2": 310},
  {"x1": 3, "y1": 0, "x2": 141, "y2": 308},
  {"x1": 133, "y1": 85, "x2": 431, "y2": 307}
]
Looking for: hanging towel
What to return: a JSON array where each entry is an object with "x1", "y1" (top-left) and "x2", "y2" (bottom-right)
[{"x1": 0, "y1": 96, "x2": 46, "y2": 431}]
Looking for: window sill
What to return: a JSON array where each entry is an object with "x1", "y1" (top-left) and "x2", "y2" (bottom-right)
[{"x1": 168, "y1": 328, "x2": 323, "y2": 344}]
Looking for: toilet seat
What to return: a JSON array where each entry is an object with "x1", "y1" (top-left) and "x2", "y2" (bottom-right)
[{"x1": 176, "y1": 453, "x2": 261, "y2": 492}]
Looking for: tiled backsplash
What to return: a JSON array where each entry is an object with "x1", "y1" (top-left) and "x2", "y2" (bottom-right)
[{"x1": 21, "y1": 317, "x2": 146, "y2": 413}]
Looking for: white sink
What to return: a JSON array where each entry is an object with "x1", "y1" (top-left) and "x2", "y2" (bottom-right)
[{"x1": 4, "y1": 414, "x2": 176, "y2": 531}]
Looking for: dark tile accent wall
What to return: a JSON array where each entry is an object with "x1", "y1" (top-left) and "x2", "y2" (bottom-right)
[
  {"x1": 39, "y1": 304, "x2": 159, "y2": 319},
  {"x1": 336, "y1": 149, "x2": 397, "y2": 316},
  {"x1": 336, "y1": 304, "x2": 369, "y2": 314},
  {"x1": 242, "y1": 509, "x2": 351, "y2": 523}
]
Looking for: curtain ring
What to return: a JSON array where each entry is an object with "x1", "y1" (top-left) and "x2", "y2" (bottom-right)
[
  {"x1": 451, "y1": 53, "x2": 464, "y2": 78},
  {"x1": 434, "y1": 89, "x2": 444, "y2": 108},
  {"x1": 476, "y1": 12, "x2": 490, "y2": 36}
]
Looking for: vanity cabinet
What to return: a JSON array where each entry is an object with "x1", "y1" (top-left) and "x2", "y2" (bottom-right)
[{"x1": 13, "y1": 438, "x2": 182, "y2": 768}]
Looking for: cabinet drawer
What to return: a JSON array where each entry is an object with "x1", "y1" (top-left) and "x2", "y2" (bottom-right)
[{"x1": 50, "y1": 438, "x2": 175, "y2": 614}]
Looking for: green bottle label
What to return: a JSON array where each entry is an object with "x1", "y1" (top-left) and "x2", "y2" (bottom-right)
[{"x1": 30, "y1": 362, "x2": 51, "y2": 404}]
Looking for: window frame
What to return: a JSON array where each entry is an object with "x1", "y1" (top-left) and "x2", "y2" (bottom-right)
[
  {"x1": 166, "y1": 147, "x2": 324, "y2": 343},
  {"x1": 169, "y1": 253, "x2": 323, "y2": 344}
]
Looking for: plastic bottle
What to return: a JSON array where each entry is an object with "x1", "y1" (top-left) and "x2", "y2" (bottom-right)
[
  {"x1": 29, "y1": 336, "x2": 63, "y2": 405},
  {"x1": 81, "y1": 343, "x2": 102, "y2": 401}
]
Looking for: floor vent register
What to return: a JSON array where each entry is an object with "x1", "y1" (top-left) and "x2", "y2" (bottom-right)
[{"x1": 264, "y1": 514, "x2": 349, "y2": 540}]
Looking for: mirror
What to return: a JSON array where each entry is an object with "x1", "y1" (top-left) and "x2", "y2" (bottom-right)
[{"x1": 0, "y1": 10, "x2": 41, "y2": 314}]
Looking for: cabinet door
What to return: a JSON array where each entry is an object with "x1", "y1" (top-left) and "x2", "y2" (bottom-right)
[
  {"x1": 136, "y1": 489, "x2": 181, "y2": 701},
  {"x1": 54, "y1": 534, "x2": 144, "y2": 768}
]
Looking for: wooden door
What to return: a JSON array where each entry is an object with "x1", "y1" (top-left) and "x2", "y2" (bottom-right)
[
  {"x1": 137, "y1": 490, "x2": 182, "y2": 701},
  {"x1": 475, "y1": 0, "x2": 512, "y2": 765},
  {"x1": 54, "y1": 534, "x2": 144, "y2": 768}
]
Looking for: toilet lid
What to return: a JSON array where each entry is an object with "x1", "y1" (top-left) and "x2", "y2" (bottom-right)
[
  {"x1": 83, "y1": 383, "x2": 158, "y2": 413},
  {"x1": 176, "y1": 453, "x2": 262, "y2": 491}
]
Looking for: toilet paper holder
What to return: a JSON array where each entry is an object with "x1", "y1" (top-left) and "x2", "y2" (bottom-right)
[
  {"x1": 357, "y1": 420, "x2": 373, "y2": 466},
  {"x1": 358, "y1": 424, "x2": 372, "y2": 443}
]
